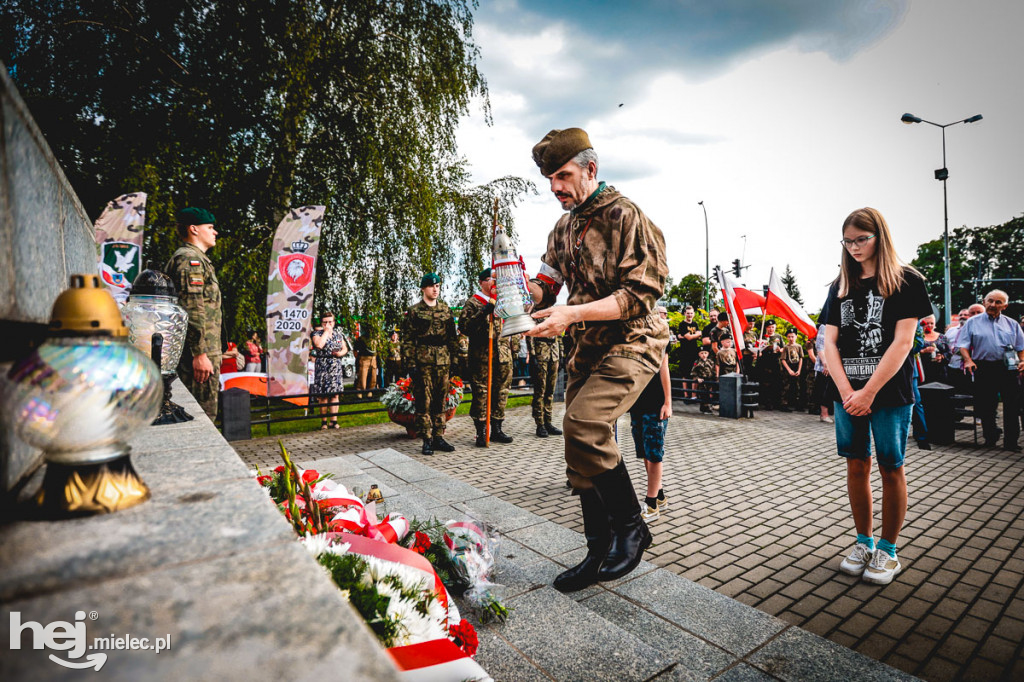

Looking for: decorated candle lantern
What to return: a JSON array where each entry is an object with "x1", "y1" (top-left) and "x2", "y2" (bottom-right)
[
  {"x1": 3, "y1": 274, "x2": 163, "y2": 517},
  {"x1": 491, "y1": 222, "x2": 536, "y2": 337}
]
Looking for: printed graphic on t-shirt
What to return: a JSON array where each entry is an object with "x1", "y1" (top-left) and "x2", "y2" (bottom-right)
[{"x1": 840, "y1": 290, "x2": 884, "y2": 378}]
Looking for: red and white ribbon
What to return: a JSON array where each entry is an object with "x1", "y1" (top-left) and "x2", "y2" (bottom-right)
[{"x1": 388, "y1": 639, "x2": 492, "y2": 682}]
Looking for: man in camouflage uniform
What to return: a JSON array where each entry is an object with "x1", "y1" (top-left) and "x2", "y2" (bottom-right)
[
  {"x1": 353, "y1": 325, "x2": 378, "y2": 398},
  {"x1": 691, "y1": 348, "x2": 717, "y2": 413},
  {"x1": 165, "y1": 207, "x2": 222, "y2": 419},
  {"x1": 528, "y1": 315, "x2": 562, "y2": 438},
  {"x1": 383, "y1": 329, "x2": 403, "y2": 386},
  {"x1": 526, "y1": 128, "x2": 669, "y2": 592},
  {"x1": 401, "y1": 273, "x2": 459, "y2": 456},
  {"x1": 459, "y1": 268, "x2": 515, "y2": 447},
  {"x1": 779, "y1": 328, "x2": 805, "y2": 412}
]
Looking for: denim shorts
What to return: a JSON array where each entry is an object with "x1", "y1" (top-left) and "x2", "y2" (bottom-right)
[
  {"x1": 630, "y1": 413, "x2": 668, "y2": 463},
  {"x1": 833, "y1": 402, "x2": 913, "y2": 469}
]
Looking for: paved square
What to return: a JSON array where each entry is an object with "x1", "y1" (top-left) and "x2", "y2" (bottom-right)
[{"x1": 233, "y1": 401, "x2": 1024, "y2": 681}]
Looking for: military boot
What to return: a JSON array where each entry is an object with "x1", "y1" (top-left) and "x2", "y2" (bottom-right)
[
  {"x1": 592, "y1": 460, "x2": 651, "y2": 581},
  {"x1": 432, "y1": 434, "x2": 456, "y2": 452},
  {"x1": 553, "y1": 488, "x2": 610, "y2": 592},
  {"x1": 421, "y1": 438, "x2": 434, "y2": 456},
  {"x1": 490, "y1": 419, "x2": 513, "y2": 444},
  {"x1": 536, "y1": 423, "x2": 549, "y2": 438},
  {"x1": 474, "y1": 420, "x2": 487, "y2": 447},
  {"x1": 544, "y1": 421, "x2": 563, "y2": 436}
]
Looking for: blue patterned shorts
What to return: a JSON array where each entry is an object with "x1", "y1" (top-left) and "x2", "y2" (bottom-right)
[{"x1": 630, "y1": 413, "x2": 668, "y2": 463}]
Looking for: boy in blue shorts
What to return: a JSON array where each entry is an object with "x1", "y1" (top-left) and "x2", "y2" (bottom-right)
[{"x1": 630, "y1": 346, "x2": 672, "y2": 521}]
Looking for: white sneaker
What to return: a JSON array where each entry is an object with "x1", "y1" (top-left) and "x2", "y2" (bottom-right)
[
  {"x1": 820, "y1": 416, "x2": 834, "y2": 424},
  {"x1": 862, "y1": 549, "x2": 902, "y2": 585},
  {"x1": 839, "y1": 543, "x2": 873, "y2": 576},
  {"x1": 641, "y1": 502, "x2": 659, "y2": 521}
]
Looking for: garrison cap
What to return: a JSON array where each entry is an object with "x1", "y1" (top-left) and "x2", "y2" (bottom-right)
[
  {"x1": 177, "y1": 206, "x2": 216, "y2": 225},
  {"x1": 532, "y1": 128, "x2": 592, "y2": 176},
  {"x1": 478, "y1": 267, "x2": 492, "y2": 281},
  {"x1": 420, "y1": 272, "x2": 441, "y2": 288}
]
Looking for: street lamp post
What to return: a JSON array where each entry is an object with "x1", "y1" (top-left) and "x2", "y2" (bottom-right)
[
  {"x1": 901, "y1": 112, "x2": 983, "y2": 326},
  {"x1": 698, "y1": 200, "x2": 709, "y2": 313}
]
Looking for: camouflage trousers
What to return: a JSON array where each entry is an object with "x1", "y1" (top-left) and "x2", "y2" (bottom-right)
[
  {"x1": 177, "y1": 354, "x2": 221, "y2": 420},
  {"x1": 469, "y1": 355, "x2": 512, "y2": 421},
  {"x1": 781, "y1": 370, "x2": 803, "y2": 408},
  {"x1": 412, "y1": 364, "x2": 449, "y2": 438},
  {"x1": 531, "y1": 358, "x2": 558, "y2": 425}
]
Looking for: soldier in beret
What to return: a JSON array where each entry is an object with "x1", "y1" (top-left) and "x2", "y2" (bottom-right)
[
  {"x1": 401, "y1": 273, "x2": 459, "y2": 456},
  {"x1": 526, "y1": 127, "x2": 670, "y2": 592},
  {"x1": 459, "y1": 268, "x2": 516, "y2": 446},
  {"x1": 165, "y1": 207, "x2": 222, "y2": 419}
]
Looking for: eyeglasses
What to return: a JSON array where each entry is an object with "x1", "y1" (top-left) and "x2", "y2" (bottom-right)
[{"x1": 840, "y1": 235, "x2": 876, "y2": 249}]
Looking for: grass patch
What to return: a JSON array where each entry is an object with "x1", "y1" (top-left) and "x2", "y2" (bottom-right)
[{"x1": 245, "y1": 393, "x2": 535, "y2": 437}]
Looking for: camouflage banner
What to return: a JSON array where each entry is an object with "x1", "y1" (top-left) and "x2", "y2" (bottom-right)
[
  {"x1": 94, "y1": 192, "x2": 147, "y2": 306},
  {"x1": 266, "y1": 205, "x2": 325, "y2": 396}
]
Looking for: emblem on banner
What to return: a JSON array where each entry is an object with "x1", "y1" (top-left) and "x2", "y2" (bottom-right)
[
  {"x1": 278, "y1": 253, "x2": 315, "y2": 293},
  {"x1": 99, "y1": 241, "x2": 140, "y2": 289}
]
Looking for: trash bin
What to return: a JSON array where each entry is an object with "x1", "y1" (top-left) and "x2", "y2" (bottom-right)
[{"x1": 918, "y1": 381, "x2": 956, "y2": 445}]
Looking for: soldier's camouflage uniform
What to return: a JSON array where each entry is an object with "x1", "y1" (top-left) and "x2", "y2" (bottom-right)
[
  {"x1": 165, "y1": 243, "x2": 222, "y2": 419},
  {"x1": 530, "y1": 183, "x2": 669, "y2": 489},
  {"x1": 383, "y1": 336, "x2": 403, "y2": 386},
  {"x1": 759, "y1": 332, "x2": 784, "y2": 409},
  {"x1": 459, "y1": 293, "x2": 515, "y2": 421},
  {"x1": 779, "y1": 341, "x2": 805, "y2": 409},
  {"x1": 401, "y1": 299, "x2": 458, "y2": 438},
  {"x1": 528, "y1": 332, "x2": 561, "y2": 426}
]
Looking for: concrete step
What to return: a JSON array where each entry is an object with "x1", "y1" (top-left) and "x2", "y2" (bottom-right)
[{"x1": 300, "y1": 449, "x2": 919, "y2": 682}]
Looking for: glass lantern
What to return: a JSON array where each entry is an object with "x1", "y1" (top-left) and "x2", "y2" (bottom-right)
[{"x1": 122, "y1": 268, "x2": 193, "y2": 424}]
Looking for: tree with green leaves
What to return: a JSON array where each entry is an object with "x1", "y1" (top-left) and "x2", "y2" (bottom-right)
[
  {"x1": 1, "y1": 0, "x2": 533, "y2": 342},
  {"x1": 780, "y1": 264, "x2": 803, "y2": 306},
  {"x1": 665, "y1": 273, "x2": 714, "y2": 311},
  {"x1": 911, "y1": 215, "x2": 1024, "y2": 318}
]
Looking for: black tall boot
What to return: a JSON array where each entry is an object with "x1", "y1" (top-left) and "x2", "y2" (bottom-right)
[
  {"x1": 591, "y1": 460, "x2": 651, "y2": 581},
  {"x1": 474, "y1": 420, "x2": 487, "y2": 447},
  {"x1": 421, "y1": 437, "x2": 434, "y2": 456},
  {"x1": 490, "y1": 419, "x2": 513, "y2": 443},
  {"x1": 553, "y1": 488, "x2": 610, "y2": 592}
]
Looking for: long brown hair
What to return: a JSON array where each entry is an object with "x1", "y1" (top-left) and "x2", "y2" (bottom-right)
[{"x1": 837, "y1": 207, "x2": 918, "y2": 298}]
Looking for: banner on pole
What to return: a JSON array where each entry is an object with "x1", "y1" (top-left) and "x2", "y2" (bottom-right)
[
  {"x1": 266, "y1": 206, "x2": 325, "y2": 396},
  {"x1": 94, "y1": 192, "x2": 147, "y2": 306}
]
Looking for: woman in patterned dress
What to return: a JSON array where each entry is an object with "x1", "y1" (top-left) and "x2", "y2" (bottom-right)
[{"x1": 312, "y1": 312, "x2": 348, "y2": 429}]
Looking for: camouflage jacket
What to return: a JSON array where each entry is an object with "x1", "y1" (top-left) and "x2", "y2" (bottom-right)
[
  {"x1": 401, "y1": 299, "x2": 458, "y2": 367},
  {"x1": 717, "y1": 348, "x2": 738, "y2": 372},
  {"x1": 691, "y1": 357, "x2": 716, "y2": 380},
  {"x1": 384, "y1": 338, "x2": 402, "y2": 363},
  {"x1": 527, "y1": 335, "x2": 560, "y2": 363},
  {"x1": 165, "y1": 242, "x2": 222, "y2": 359},
  {"x1": 459, "y1": 293, "x2": 515, "y2": 364},
  {"x1": 530, "y1": 184, "x2": 669, "y2": 376}
]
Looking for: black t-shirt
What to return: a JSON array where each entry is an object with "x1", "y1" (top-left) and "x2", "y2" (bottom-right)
[
  {"x1": 824, "y1": 268, "x2": 931, "y2": 408},
  {"x1": 701, "y1": 322, "x2": 717, "y2": 345},
  {"x1": 678, "y1": 320, "x2": 701, "y2": 348},
  {"x1": 630, "y1": 370, "x2": 666, "y2": 416}
]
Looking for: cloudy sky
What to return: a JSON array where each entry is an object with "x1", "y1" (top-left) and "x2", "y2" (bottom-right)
[{"x1": 456, "y1": 0, "x2": 1024, "y2": 315}]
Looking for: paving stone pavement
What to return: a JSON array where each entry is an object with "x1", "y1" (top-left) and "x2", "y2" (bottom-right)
[{"x1": 232, "y1": 402, "x2": 1024, "y2": 682}]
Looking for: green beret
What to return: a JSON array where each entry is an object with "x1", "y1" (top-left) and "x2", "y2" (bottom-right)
[
  {"x1": 532, "y1": 128, "x2": 592, "y2": 176},
  {"x1": 478, "y1": 267, "x2": 492, "y2": 281},
  {"x1": 177, "y1": 206, "x2": 216, "y2": 225},
  {"x1": 420, "y1": 272, "x2": 441, "y2": 288}
]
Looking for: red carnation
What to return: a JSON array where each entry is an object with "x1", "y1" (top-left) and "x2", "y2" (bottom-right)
[
  {"x1": 403, "y1": 393, "x2": 413, "y2": 401},
  {"x1": 412, "y1": 531, "x2": 431, "y2": 554},
  {"x1": 449, "y1": 619, "x2": 478, "y2": 657},
  {"x1": 301, "y1": 470, "x2": 319, "y2": 484},
  {"x1": 256, "y1": 475, "x2": 273, "y2": 485},
  {"x1": 274, "y1": 465, "x2": 285, "y2": 474}
]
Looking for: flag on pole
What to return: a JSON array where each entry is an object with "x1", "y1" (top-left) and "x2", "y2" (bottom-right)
[
  {"x1": 732, "y1": 285, "x2": 766, "y2": 316},
  {"x1": 716, "y1": 267, "x2": 748, "y2": 351},
  {"x1": 766, "y1": 268, "x2": 817, "y2": 338}
]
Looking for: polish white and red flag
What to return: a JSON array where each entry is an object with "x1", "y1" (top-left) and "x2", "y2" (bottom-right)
[
  {"x1": 717, "y1": 268, "x2": 767, "y2": 351},
  {"x1": 766, "y1": 268, "x2": 817, "y2": 338}
]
